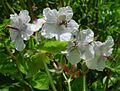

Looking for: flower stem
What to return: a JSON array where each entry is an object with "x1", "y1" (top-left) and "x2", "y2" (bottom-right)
[
  {"x1": 68, "y1": 79, "x2": 72, "y2": 91},
  {"x1": 27, "y1": 0, "x2": 34, "y2": 21},
  {"x1": 43, "y1": 62, "x2": 57, "y2": 91},
  {"x1": 83, "y1": 74, "x2": 87, "y2": 91},
  {"x1": 60, "y1": 0, "x2": 64, "y2": 7},
  {"x1": 63, "y1": 73, "x2": 72, "y2": 91},
  {"x1": 5, "y1": 0, "x2": 15, "y2": 13},
  {"x1": 81, "y1": 62, "x2": 88, "y2": 91},
  {"x1": 5, "y1": 44, "x2": 33, "y2": 91}
]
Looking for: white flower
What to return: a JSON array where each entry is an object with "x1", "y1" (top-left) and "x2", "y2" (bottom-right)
[
  {"x1": 75, "y1": 29, "x2": 94, "y2": 61},
  {"x1": 85, "y1": 36, "x2": 114, "y2": 71},
  {"x1": 9, "y1": 10, "x2": 43, "y2": 51},
  {"x1": 66, "y1": 29, "x2": 94, "y2": 64},
  {"x1": 41, "y1": 6, "x2": 79, "y2": 41}
]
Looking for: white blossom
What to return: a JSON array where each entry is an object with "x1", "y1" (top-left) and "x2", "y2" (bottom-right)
[
  {"x1": 66, "y1": 29, "x2": 94, "y2": 64},
  {"x1": 85, "y1": 36, "x2": 114, "y2": 71},
  {"x1": 41, "y1": 6, "x2": 79, "y2": 41},
  {"x1": 9, "y1": 10, "x2": 43, "y2": 51}
]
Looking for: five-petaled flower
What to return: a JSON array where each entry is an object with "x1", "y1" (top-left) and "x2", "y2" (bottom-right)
[
  {"x1": 85, "y1": 36, "x2": 114, "y2": 71},
  {"x1": 41, "y1": 6, "x2": 79, "y2": 41},
  {"x1": 66, "y1": 29, "x2": 94, "y2": 64},
  {"x1": 9, "y1": 10, "x2": 43, "y2": 51}
]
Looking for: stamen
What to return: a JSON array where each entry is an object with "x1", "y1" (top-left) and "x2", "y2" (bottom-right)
[{"x1": 59, "y1": 20, "x2": 67, "y2": 27}]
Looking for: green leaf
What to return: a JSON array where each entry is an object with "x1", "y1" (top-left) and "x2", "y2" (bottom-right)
[
  {"x1": 43, "y1": 40, "x2": 68, "y2": 53},
  {"x1": 0, "y1": 88, "x2": 9, "y2": 91},
  {"x1": 72, "y1": 75, "x2": 88, "y2": 91},
  {"x1": 30, "y1": 72, "x2": 49, "y2": 90},
  {"x1": 26, "y1": 53, "x2": 49, "y2": 77},
  {"x1": 17, "y1": 53, "x2": 28, "y2": 74}
]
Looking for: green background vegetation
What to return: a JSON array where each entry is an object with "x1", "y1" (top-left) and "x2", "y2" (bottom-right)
[{"x1": 0, "y1": 0, "x2": 120, "y2": 91}]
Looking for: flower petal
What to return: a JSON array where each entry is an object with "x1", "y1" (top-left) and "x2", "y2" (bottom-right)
[
  {"x1": 67, "y1": 20, "x2": 79, "y2": 32},
  {"x1": 78, "y1": 29, "x2": 94, "y2": 45},
  {"x1": 19, "y1": 10, "x2": 31, "y2": 23},
  {"x1": 10, "y1": 14, "x2": 20, "y2": 29},
  {"x1": 42, "y1": 23, "x2": 62, "y2": 34},
  {"x1": 43, "y1": 8, "x2": 58, "y2": 23},
  {"x1": 59, "y1": 33, "x2": 72, "y2": 41},
  {"x1": 21, "y1": 25, "x2": 33, "y2": 40},
  {"x1": 59, "y1": 6, "x2": 73, "y2": 21},
  {"x1": 9, "y1": 30, "x2": 19, "y2": 42},
  {"x1": 80, "y1": 44, "x2": 94, "y2": 61},
  {"x1": 41, "y1": 29, "x2": 57, "y2": 39},
  {"x1": 102, "y1": 36, "x2": 114, "y2": 56},
  {"x1": 32, "y1": 19, "x2": 46, "y2": 31},
  {"x1": 15, "y1": 34, "x2": 25, "y2": 51},
  {"x1": 66, "y1": 48, "x2": 81, "y2": 64},
  {"x1": 86, "y1": 58, "x2": 106, "y2": 71}
]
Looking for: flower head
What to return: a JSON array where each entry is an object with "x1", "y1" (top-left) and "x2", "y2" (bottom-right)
[
  {"x1": 9, "y1": 10, "x2": 43, "y2": 51},
  {"x1": 66, "y1": 29, "x2": 94, "y2": 64},
  {"x1": 41, "y1": 6, "x2": 79, "y2": 41},
  {"x1": 85, "y1": 36, "x2": 114, "y2": 71}
]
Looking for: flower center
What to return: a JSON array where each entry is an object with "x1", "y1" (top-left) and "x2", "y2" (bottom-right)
[
  {"x1": 57, "y1": 15, "x2": 67, "y2": 27},
  {"x1": 59, "y1": 20, "x2": 67, "y2": 27}
]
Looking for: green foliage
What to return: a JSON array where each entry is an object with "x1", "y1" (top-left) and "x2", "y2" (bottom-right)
[
  {"x1": 43, "y1": 40, "x2": 68, "y2": 53},
  {"x1": 0, "y1": 0, "x2": 120, "y2": 91},
  {"x1": 27, "y1": 53, "x2": 49, "y2": 77},
  {"x1": 30, "y1": 72, "x2": 49, "y2": 90}
]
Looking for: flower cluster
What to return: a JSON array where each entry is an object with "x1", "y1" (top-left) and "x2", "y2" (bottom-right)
[
  {"x1": 8, "y1": 6, "x2": 114, "y2": 71},
  {"x1": 66, "y1": 29, "x2": 114, "y2": 71}
]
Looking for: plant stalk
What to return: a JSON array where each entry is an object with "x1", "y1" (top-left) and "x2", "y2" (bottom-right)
[
  {"x1": 63, "y1": 73, "x2": 72, "y2": 91},
  {"x1": 5, "y1": 44, "x2": 33, "y2": 91},
  {"x1": 81, "y1": 62, "x2": 88, "y2": 91},
  {"x1": 43, "y1": 62, "x2": 57, "y2": 91},
  {"x1": 83, "y1": 74, "x2": 87, "y2": 91},
  {"x1": 68, "y1": 79, "x2": 72, "y2": 91}
]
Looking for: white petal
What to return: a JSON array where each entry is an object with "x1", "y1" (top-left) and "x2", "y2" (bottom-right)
[
  {"x1": 32, "y1": 19, "x2": 46, "y2": 31},
  {"x1": 9, "y1": 30, "x2": 19, "y2": 42},
  {"x1": 98, "y1": 36, "x2": 114, "y2": 56},
  {"x1": 19, "y1": 10, "x2": 31, "y2": 23},
  {"x1": 42, "y1": 23, "x2": 61, "y2": 34},
  {"x1": 43, "y1": 8, "x2": 58, "y2": 23},
  {"x1": 80, "y1": 44, "x2": 94, "y2": 61},
  {"x1": 10, "y1": 14, "x2": 21, "y2": 29},
  {"x1": 59, "y1": 6, "x2": 73, "y2": 21},
  {"x1": 66, "y1": 48, "x2": 81, "y2": 64},
  {"x1": 15, "y1": 34, "x2": 25, "y2": 51},
  {"x1": 86, "y1": 58, "x2": 106, "y2": 71},
  {"x1": 41, "y1": 30, "x2": 56, "y2": 39},
  {"x1": 102, "y1": 36, "x2": 114, "y2": 55},
  {"x1": 59, "y1": 33, "x2": 72, "y2": 41},
  {"x1": 67, "y1": 20, "x2": 79, "y2": 32},
  {"x1": 21, "y1": 25, "x2": 33, "y2": 40},
  {"x1": 104, "y1": 36, "x2": 114, "y2": 48},
  {"x1": 79, "y1": 29, "x2": 94, "y2": 45}
]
